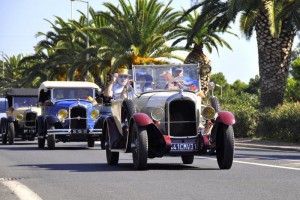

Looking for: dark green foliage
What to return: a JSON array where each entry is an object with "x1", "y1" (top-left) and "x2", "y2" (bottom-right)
[
  {"x1": 256, "y1": 103, "x2": 300, "y2": 143},
  {"x1": 221, "y1": 93, "x2": 259, "y2": 138}
]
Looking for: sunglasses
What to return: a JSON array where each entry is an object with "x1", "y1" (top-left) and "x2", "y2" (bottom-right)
[{"x1": 118, "y1": 75, "x2": 128, "y2": 79}]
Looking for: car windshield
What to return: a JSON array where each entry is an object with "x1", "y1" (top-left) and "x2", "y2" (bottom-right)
[
  {"x1": 132, "y1": 64, "x2": 199, "y2": 94},
  {"x1": 13, "y1": 97, "x2": 38, "y2": 108},
  {"x1": 53, "y1": 88, "x2": 94, "y2": 100}
]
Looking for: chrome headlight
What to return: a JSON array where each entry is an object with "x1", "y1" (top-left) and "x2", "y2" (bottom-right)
[
  {"x1": 90, "y1": 109, "x2": 100, "y2": 119},
  {"x1": 201, "y1": 106, "x2": 216, "y2": 119},
  {"x1": 150, "y1": 107, "x2": 164, "y2": 121},
  {"x1": 57, "y1": 109, "x2": 68, "y2": 120},
  {"x1": 16, "y1": 114, "x2": 23, "y2": 121}
]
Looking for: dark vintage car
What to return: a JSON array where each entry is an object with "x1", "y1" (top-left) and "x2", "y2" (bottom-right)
[
  {"x1": 36, "y1": 81, "x2": 103, "y2": 150},
  {"x1": 0, "y1": 88, "x2": 40, "y2": 144},
  {"x1": 102, "y1": 64, "x2": 235, "y2": 170}
]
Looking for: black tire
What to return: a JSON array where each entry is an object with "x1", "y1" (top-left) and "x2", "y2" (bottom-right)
[
  {"x1": 47, "y1": 126, "x2": 56, "y2": 150},
  {"x1": 38, "y1": 137, "x2": 45, "y2": 148},
  {"x1": 216, "y1": 125, "x2": 234, "y2": 169},
  {"x1": 1, "y1": 122, "x2": 7, "y2": 144},
  {"x1": 87, "y1": 138, "x2": 95, "y2": 147},
  {"x1": 7, "y1": 122, "x2": 15, "y2": 145},
  {"x1": 105, "y1": 125, "x2": 119, "y2": 165},
  {"x1": 210, "y1": 96, "x2": 221, "y2": 112},
  {"x1": 100, "y1": 136, "x2": 106, "y2": 150},
  {"x1": 181, "y1": 155, "x2": 194, "y2": 164},
  {"x1": 131, "y1": 123, "x2": 148, "y2": 170},
  {"x1": 121, "y1": 99, "x2": 136, "y2": 125}
]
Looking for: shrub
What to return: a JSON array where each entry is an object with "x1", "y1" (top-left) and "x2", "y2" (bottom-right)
[
  {"x1": 257, "y1": 102, "x2": 300, "y2": 143},
  {"x1": 220, "y1": 93, "x2": 259, "y2": 138}
]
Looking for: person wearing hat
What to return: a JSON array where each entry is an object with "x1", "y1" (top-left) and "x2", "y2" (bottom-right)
[{"x1": 103, "y1": 67, "x2": 134, "y2": 100}]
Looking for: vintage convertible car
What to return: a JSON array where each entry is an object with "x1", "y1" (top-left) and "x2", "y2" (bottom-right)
[
  {"x1": 0, "y1": 88, "x2": 40, "y2": 144},
  {"x1": 102, "y1": 64, "x2": 235, "y2": 170},
  {"x1": 36, "y1": 81, "x2": 103, "y2": 150}
]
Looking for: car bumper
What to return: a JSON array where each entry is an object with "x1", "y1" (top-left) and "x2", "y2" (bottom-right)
[{"x1": 46, "y1": 129, "x2": 102, "y2": 135}]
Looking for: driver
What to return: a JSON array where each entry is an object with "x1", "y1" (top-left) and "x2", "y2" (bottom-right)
[{"x1": 103, "y1": 67, "x2": 134, "y2": 100}]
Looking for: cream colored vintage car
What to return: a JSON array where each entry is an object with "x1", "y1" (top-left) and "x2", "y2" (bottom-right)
[
  {"x1": 103, "y1": 64, "x2": 235, "y2": 170},
  {"x1": 0, "y1": 88, "x2": 40, "y2": 144}
]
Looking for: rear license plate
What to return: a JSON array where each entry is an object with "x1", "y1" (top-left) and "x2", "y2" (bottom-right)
[{"x1": 171, "y1": 143, "x2": 196, "y2": 151}]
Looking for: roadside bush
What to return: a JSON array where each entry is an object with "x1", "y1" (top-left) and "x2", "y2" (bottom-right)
[
  {"x1": 256, "y1": 102, "x2": 300, "y2": 143},
  {"x1": 220, "y1": 93, "x2": 259, "y2": 138}
]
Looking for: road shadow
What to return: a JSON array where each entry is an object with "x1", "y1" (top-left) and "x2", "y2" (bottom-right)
[{"x1": 16, "y1": 162, "x2": 219, "y2": 172}]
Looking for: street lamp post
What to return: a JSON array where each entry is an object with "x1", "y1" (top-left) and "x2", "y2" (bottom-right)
[
  {"x1": 216, "y1": 84, "x2": 223, "y2": 97},
  {"x1": 70, "y1": 0, "x2": 90, "y2": 56}
]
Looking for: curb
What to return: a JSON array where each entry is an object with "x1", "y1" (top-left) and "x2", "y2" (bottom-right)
[{"x1": 235, "y1": 139, "x2": 300, "y2": 152}]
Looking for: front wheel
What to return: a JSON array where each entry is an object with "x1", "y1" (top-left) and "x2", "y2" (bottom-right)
[
  {"x1": 7, "y1": 122, "x2": 15, "y2": 145},
  {"x1": 1, "y1": 122, "x2": 7, "y2": 144},
  {"x1": 105, "y1": 125, "x2": 119, "y2": 165},
  {"x1": 131, "y1": 123, "x2": 148, "y2": 170},
  {"x1": 87, "y1": 138, "x2": 95, "y2": 147},
  {"x1": 181, "y1": 155, "x2": 194, "y2": 164},
  {"x1": 216, "y1": 125, "x2": 234, "y2": 169}
]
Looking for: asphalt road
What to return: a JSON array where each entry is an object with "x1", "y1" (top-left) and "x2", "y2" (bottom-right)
[{"x1": 0, "y1": 140, "x2": 299, "y2": 200}]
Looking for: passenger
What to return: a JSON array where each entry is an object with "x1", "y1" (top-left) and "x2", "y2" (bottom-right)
[
  {"x1": 136, "y1": 73, "x2": 153, "y2": 92},
  {"x1": 103, "y1": 67, "x2": 134, "y2": 100}
]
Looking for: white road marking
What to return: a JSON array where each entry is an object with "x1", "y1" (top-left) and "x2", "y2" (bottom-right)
[
  {"x1": 197, "y1": 156, "x2": 300, "y2": 171},
  {"x1": 1, "y1": 180, "x2": 43, "y2": 200}
]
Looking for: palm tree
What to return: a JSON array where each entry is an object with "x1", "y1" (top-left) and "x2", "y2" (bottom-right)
[
  {"x1": 183, "y1": 0, "x2": 300, "y2": 108},
  {"x1": 173, "y1": 10, "x2": 237, "y2": 95},
  {"x1": 0, "y1": 54, "x2": 37, "y2": 94},
  {"x1": 96, "y1": 0, "x2": 184, "y2": 71}
]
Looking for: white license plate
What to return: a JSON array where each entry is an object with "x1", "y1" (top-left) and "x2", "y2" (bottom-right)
[{"x1": 171, "y1": 143, "x2": 196, "y2": 151}]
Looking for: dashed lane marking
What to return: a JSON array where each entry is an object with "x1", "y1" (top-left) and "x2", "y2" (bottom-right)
[{"x1": 0, "y1": 179, "x2": 43, "y2": 200}]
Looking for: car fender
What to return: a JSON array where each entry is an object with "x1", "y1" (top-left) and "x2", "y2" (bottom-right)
[
  {"x1": 36, "y1": 116, "x2": 45, "y2": 135},
  {"x1": 104, "y1": 116, "x2": 123, "y2": 149},
  {"x1": 217, "y1": 111, "x2": 235, "y2": 126},
  {"x1": 45, "y1": 115, "x2": 60, "y2": 129},
  {"x1": 132, "y1": 113, "x2": 153, "y2": 126}
]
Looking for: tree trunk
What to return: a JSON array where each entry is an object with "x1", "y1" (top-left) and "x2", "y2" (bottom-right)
[
  {"x1": 184, "y1": 44, "x2": 211, "y2": 95},
  {"x1": 256, "y1": 6, "x2": 295, "y2": 109}
]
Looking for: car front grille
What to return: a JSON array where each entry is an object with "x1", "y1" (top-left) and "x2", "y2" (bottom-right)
[
  {"x1": 70, "y1": 106, "x2": 87, "y2": 129},
  {"x1": 169, "y1": 99, "x2": 197, "y2": 137},
  {"x1": 25, "y1": 112, "x2": 37, "y2": 126}
]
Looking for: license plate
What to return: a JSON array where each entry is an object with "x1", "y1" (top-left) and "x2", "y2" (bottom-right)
[{"x1": 171, "y1": 143, "x2": 196, "y2": 151}]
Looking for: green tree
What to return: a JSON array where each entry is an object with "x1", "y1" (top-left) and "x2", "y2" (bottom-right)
[
  {"x1": 97, "y1": 0, "x2": 183, "y2": 70},
  {"x1": 184, "y1": 0, "x2": 300, "y2": 109},
  {"x1": 173, "y1": 10, "x2": 237, "y2": 95},
  {"x1": 244, "y1": 75, "x2": 260, "y2": 95}
]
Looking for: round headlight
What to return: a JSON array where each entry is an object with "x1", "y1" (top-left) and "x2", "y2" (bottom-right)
[
  {"x1": 150, "y1": 107, "x2": 164, "y2": 121},
  {"x1": 201, "y1": 106, "x2": 216, "y2": 119},
  {"x1": 90, "y1": 109, "x2": 100, "y2": 119},
  {"x1": 57, "y1": 109, "x2": 68, "y2": 120},
  {"x1": 16, "y1": 114, "x2": 23, "y2": 120}
]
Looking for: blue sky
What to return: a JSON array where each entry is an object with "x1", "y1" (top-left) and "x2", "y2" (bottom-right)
[{"x1": 1, "y1": 0, "x2": 299, "y2": 84}]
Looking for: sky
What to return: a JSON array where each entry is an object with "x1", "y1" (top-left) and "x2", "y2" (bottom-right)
[{"x1": 0, "y1": 0, "x2": 299, "y2": 84}]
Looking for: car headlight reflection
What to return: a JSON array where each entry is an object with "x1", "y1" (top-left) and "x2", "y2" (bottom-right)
[
  {"x1": 201, "y1": 106, "x2": 216, "y2": 119},
  {"x1": 90, "y1": 109, "x2": 99, "y2": 119},
  {"x1": 57, "y1": 109, "x2": 68, "y2": 120},
  {"x1": 151, "y1": 107, "x2": 164, "y2": 121}
]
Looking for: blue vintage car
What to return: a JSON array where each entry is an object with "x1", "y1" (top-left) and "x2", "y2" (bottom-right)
[{"x1": 36, "y1": 81, "x2": 103, "y2": 150}]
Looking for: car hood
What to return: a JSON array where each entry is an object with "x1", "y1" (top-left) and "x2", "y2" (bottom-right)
[
  {"x1": 12, "y1": 106, "x2": 41, "y2": 119},
  {"x1": 54, "y1": 100, "x2": 93, "y2": 108},
  {"x1": 135, "y1": 91, "x2": 200, "y2": 109}
]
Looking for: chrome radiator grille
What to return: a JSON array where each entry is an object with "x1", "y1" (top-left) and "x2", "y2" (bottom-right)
[
  {"x1": 70, "y1": 106, "x2": 87, "y2": 129},
  {"x1": 25, "y1": 112, "x2": 37, "y2": 126}
]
